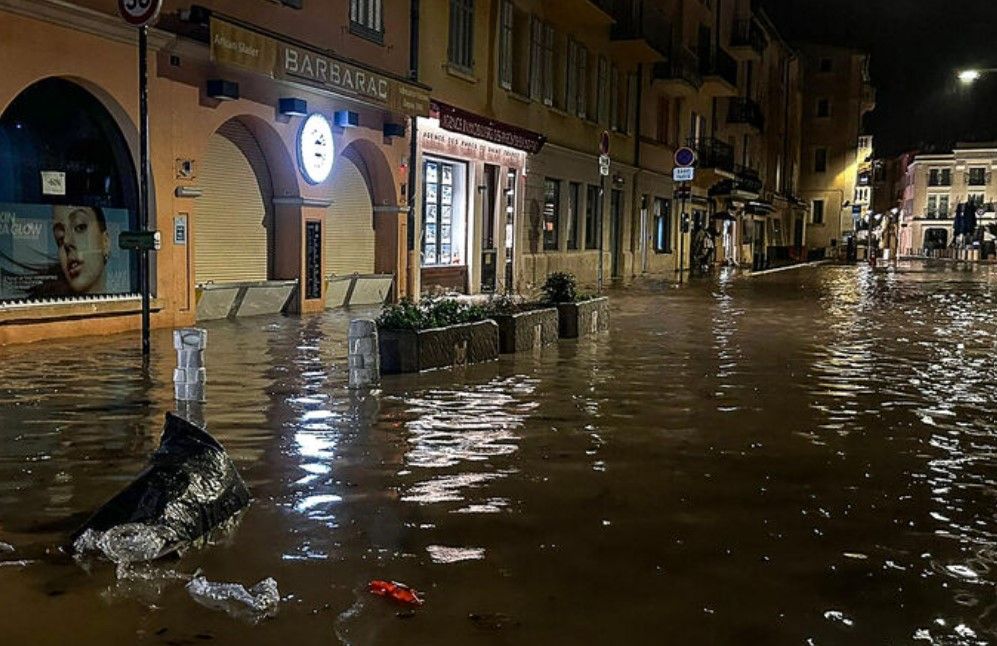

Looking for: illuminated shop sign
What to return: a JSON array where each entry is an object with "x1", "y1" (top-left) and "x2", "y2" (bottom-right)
[
  {"x1": 0, "y1": 204, "x2": 136, "y2": 301},
  {"x1": 431, "y1": 102, "x2": 546, "y2": 155},
  {"x1": 209, "y1": 18, "x2": 431, "y2": 117}
]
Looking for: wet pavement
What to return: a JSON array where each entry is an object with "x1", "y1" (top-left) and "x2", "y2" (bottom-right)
[{"x1": 2, "y1": 260, "x2": 997, "y2": 644}]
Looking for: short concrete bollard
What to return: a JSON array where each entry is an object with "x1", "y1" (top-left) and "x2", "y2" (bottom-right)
[
  {"x1": 348, "y1": 319, "x2": 380, "y2": 389},
  {"x1": 174, "y1": 328, "x2": 207, "y2": 403}
]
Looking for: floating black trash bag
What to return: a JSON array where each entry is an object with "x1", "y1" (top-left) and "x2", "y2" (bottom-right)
[{"x1": 71, "y1": 412, "x2": 250, "y2": 561}]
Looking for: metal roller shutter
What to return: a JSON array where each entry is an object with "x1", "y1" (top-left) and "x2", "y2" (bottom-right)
[
  {"x1": 325, "y1": 158, "x2": 375, "y2": 276},
  {"x1": 196, "y1": 120, "x2": 272, "y2": 284}
]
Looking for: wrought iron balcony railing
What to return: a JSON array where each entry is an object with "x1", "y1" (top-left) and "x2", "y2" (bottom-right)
[
  {"x1": 609, "y1": 1, "x2": 671, "y2": 58},
  {"x1": 687, "y1": 137, "x2": 734, "y2": 173},
  {"x1": 699, "y1": 47, "x2": 738, "y2": 88},
  {"x1": 727, "y1": 97, "x2": 765, "y2": 131},
  {"x1": 652, "y1": 46, "x2": 702, "y2": 88},
  {"x1": 731, "y1": 17, "x2": 767, "y2": 55}
]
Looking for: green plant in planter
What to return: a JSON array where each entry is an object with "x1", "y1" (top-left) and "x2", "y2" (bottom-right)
[
  {"x1": 376, "y1": 299, "x2": 426, "y2": 330},
  {"x1": 483, "y1": 293, "x2": 520, "y2": 316},
  {"x1": 540, "y1": 272, "x2": 578, "y2": 304},
  {"x1": 377, "y1": 297, "x2": 490, "y2": 331}
]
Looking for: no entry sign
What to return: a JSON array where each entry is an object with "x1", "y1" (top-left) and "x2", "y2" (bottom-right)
[{"x1": 118, "y1": 0, "x2": 163, "y2": 27}]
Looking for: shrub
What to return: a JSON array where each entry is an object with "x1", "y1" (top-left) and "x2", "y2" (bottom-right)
[
  {"x1": 540, "y1": 272, "x2": 578, "y2": 304},
  {"x1": 377, "y1": 297, "x2": 490, "y2": 331}
]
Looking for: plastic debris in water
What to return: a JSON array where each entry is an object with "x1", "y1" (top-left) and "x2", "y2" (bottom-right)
[
  {"x1": 369, "y1": 580, "x2": 423, "y2": 606},
  {"x1": 71, "y1": 413, "x2": 250, "y2": 561},
  {"x1": 186, "y1": 575, "x2": 280, "y2": 622}
]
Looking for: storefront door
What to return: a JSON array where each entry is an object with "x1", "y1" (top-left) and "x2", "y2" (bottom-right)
[
  {"x1": 610, "y1": 189, "x2": 623, "y2": 278},
  {"x1": 480, "y1": 164, "x2": 498, "y2": 293}
]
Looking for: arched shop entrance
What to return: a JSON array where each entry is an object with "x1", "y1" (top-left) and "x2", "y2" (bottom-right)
[
  {"x1": 324, "y1": 139, "x2": 403, "y2": 308},
  {"x1": 325, "y1": 156, "x2": 375, "y2": 277},
  {"x1": 0, "y1": 78, "x2": 139, "y2": 303},
  {"x1": 195, "y1": 118, "x2": 296, "y2": 320},
  {"x1": 197, "y1": 119, "x2": 273, "y2": 285}
]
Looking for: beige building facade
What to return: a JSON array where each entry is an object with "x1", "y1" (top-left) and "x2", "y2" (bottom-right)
[{"x1": 798, "y1": 44, "x2": 876, "y2": 257}]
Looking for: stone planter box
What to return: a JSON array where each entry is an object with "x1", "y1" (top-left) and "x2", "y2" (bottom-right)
[
  {"x1": 556, "y1": 297, "x2": 610, "y2": 339},
  {"x1": 490, "y1": 307, "x2": 559, "y2": 354},
  {"x1": 379, "y1": 320, "x2": 499, "y2": 374}
]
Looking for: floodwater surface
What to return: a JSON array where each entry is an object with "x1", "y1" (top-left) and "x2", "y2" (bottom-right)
[{"x1": 2, "y1": 261, "x2": 997, "y2": 644}]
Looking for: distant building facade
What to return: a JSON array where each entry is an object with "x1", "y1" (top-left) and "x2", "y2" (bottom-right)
[
  {"x1": 798, "y1": 44, "x2": 876, "y2": 257},
  {"x1": 899, "y1": 143, "x2": 997, "y2": 253}
]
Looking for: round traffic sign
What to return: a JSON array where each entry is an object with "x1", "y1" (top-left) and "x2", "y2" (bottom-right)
[
  {"x1": 674, "y1": 146, "x2": 697, "y2": 167},
  {"x1": 118, "y1": 0, "x2": 163, "y2": 27},
  {"x1": 599, "y1": 131, "x2": 611, "y2": 156}
]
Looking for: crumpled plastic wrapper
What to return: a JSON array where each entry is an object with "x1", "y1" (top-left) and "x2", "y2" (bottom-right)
[
  {"x1": 186, "y1": 575, "x2": 280, "y2": 622},
  {"x1": 71, "y1": 413, "x2": 250, "y2": 562}
]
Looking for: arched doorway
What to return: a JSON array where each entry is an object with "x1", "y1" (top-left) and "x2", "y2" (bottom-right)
[
  {"x1": 196, "y1": 119, "x2": 274, "y2": 285},
  {"x1": 0, "y1": 78, "x2": 139, "y2": 301},
  {"x1": 325, "y1": 156, "x2": 375, "y2": 277}
]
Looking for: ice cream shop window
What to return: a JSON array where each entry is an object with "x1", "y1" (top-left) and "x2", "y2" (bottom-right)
[
  {"x1": 422, "y1": 156, "x2": 467, "y2": 267},
  {"x1": 0, "y1": 78, "x2": 140, "y2": 302}
]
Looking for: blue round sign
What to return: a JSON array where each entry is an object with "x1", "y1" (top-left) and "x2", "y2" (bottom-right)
[{"x1": 674, "y1": 147, "x2": 697, "y2": 167}]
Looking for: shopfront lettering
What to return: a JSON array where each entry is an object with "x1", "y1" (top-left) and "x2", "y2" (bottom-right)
[
  {"x1": 282, "y1": 47, "x2": 390, "y2": 103},
  {"x1": 432, "y1": 102, "x2": 545, "y2": 155}
]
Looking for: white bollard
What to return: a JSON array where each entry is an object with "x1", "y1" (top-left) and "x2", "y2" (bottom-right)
[
  {"x1": 348, "y1": 319, "x2": 380, "y2": 389},
  {"x1": 174, "y1": 328, "x2": 207, "y2": 403}
]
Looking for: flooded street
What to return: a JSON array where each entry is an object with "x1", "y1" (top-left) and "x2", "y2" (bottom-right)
[{"x1": 3, "y1": 260, "x2": 997, "y2": 644}]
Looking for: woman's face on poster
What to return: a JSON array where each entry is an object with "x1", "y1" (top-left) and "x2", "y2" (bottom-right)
[{"x1": 52, "y1": 207, "x2": 109, "y2": 294}]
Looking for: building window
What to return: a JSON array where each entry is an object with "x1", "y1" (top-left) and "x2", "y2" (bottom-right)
[
  {"x1": 812, "y1": 199, "x2": 825, "y2": 224},
  {"x1": 970, "y1": 193, "x2": 985, "y2": 205},
  {"x1": 422, "y1": 157, "x2": 468, "y2": 267},
  {"x1": 543, "y1": 178, "x2": 560, "y2": 251},
  {"x1": 448, "y1": 0, "x2": 475, "y2": 72},
  {"x1": 929, "y1": 168, "x2": 952, "y2": 186},
  {"x1": 653, "y1": 197, "x2": 672, "y2": 253},
  {"x1": 969, "y1": 167, "x2": 987, "y2": 186},
  {"x1": 819, "y1": 57, "x2": 833, "y2": 73},
  {"x1": 567, "y1": 182, "x2": 581, "y2": 250},
  {"x1": 939, "y1": 195, "x2": 950, "y2": 217},
  {"x1": 814, "y1": 147, "x2": 828, "y2": 173},
  {"x1": 349, "y1": 0, "x2": 383, "y2": 42},
  {"x1": 816, "y1": 98, "x2": 830, "y2": 118},
  {"x1": 565, "y1": 40, "x2": 589, "y2": 119},
  {"x1": 656, "y1": 96, "x2": 669, "y2": 144},
  {"x1": 927, "y1": 195, "x2": 937, "y2": 217},
  {"x1": 529, "y1": 18, "x2": 554, "y2": 104},
  {"x1": 498, "y1": 0, "x2": 514, "y2": 89},
  {"x1": 597, "y1": 56, "x2": 610, "y2": 125},
  {"x1": 585, "y1": 184, "x2": 599, "y2": 249}
]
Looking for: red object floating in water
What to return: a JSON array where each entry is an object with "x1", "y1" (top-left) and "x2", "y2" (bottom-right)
[{"x1": 369, "y1": 580, "x2": 424, "y2": 606}]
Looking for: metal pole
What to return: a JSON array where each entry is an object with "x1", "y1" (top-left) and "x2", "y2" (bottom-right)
[
  {"x1": 139, "y1": 25, "x2": 151, "y2": 356},
  {"x1": 597, "y1": 175, "x2": 605, "y2": 293},
  {"x1": 679, "y1": 189, "x2": 688, "y2": 285}
]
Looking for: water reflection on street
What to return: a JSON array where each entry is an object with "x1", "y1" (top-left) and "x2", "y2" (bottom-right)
[{"x1": 2, "y1": 261, "x2": 997, "y2": 643}]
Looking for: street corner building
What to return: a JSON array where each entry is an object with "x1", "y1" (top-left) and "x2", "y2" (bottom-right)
[{"x1": 0, "y1": 0, "x2": 430, "y2": 344}]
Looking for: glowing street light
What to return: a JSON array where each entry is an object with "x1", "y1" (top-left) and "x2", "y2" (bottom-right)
[{"x1": 958, "y1": 69, "x2": 982, "y2": 84}]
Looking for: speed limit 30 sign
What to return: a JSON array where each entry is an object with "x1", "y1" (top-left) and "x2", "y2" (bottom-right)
[{"x1": 118, "y1": 0, "x2": 163, "y2": 27}]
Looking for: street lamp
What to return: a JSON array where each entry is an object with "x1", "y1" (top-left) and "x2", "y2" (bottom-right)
[
  {"x1": 957, "y1": 68, "x2": 997, "y2": 84},
  {"x1": 958, "y1": 69, "x2": 982, "y2": 84}
]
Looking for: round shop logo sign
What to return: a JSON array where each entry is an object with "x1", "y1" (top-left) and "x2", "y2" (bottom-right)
[
  {"x1": 298, "y1": 113, "x2": 335, "y2": 184},
  {"x1": 117, "y1": 0, "x2": 163, "y2": 26}
]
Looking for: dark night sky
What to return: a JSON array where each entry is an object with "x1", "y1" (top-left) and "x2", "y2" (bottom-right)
[{"x1": 759, "y1": 0, "x2": 997, "y2": 157}]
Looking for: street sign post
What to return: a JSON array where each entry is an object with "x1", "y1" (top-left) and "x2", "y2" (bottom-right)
[
  {"x1": 118, "y1": 0, "x2": 162, "y2": 26},
  {"x1": 672, "y1": 167, "x2": 695, "y2": 182},
  {"x1": 674, "y1": 146, "x2": 697, "y2": 168},
  {"x1": 119, "y1": 230, "x2": 162, "y2": 251},
  {"x1": 118, "y1": 0, "x2": 162, "y2": 357}
]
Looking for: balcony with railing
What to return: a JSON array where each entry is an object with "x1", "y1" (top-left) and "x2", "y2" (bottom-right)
[
  {"x1": 652, "y1": 46, "x2": 702, "y2": 95},
  {"x1": 547, "y1": 0, "x2": 615, "y2": 24},
  {"x1": 608, "y1": 1, "x2": 671, "y2": 61},
  {"x1": 688, "y1": 137, "x2": 734, "y2": 173},
  {"x1": 727, "y1": 97, "x2": 765, "y2": 131},
  {"x1": 729, "y1": 16, "x2": 767, "y2": 60},
  {"x1": 699, "y1": 46, "x2": 738, "y2": 96}
]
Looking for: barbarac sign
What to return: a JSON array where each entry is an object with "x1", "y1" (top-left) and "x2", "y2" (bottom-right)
[
  {"x1": 433, "y1": 101, "x2": 546, "y2": 154},
  {"x1": 210, "y1": 18, "x2": 430, "y2": 117}
]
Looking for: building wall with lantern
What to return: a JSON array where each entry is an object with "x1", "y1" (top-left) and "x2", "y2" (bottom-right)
[{"x1": 0, "y1": 0, "x2": 426, "y2": 345}]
